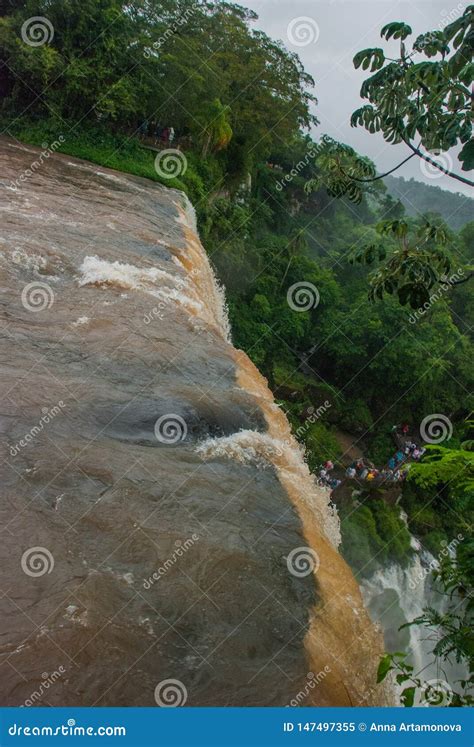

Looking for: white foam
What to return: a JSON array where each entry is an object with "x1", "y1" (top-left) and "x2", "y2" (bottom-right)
[
  {"x1": 196, "y1": 430, "x2": 289, "y2": 469},
  {"x1": 72, "y1": 316, "x2": 90, "y2": 327},
  {"x1": 78, "y1": 255, "x2": 178, "y2": 290},
  {"x1": 78, "y1": 256, "x2": 203, "y2": 315},
  {"x1": 196, "y1": 430, "x2": 341, "y2": 547}
]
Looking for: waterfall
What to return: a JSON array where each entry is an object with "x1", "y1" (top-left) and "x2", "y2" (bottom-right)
[{"x1": 360, "y1": 528, "x2": 467, "y2": 702}]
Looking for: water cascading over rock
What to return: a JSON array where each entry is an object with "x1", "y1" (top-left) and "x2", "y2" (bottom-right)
[{"x1": 0, "y1": 138, "x2": 392, "y2": 706}]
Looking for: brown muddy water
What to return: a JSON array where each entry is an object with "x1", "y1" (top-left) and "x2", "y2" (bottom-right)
[{"x1": 0, "y1": 138, "x2": 392, "y2": 706}]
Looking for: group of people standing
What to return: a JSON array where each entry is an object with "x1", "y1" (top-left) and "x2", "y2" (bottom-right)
[
  {"x1": 318, "y1": 460, "x2": 342, "y2": 490},
  {"x1": 318, "y1": 423, "x2": 427, "y2": 493},
  {"x1": 345, "y1": 458, "x2": 407, "y2": 484},
  {"x1": 138, "y1": 119, "x2": 175, "y2": 146}
]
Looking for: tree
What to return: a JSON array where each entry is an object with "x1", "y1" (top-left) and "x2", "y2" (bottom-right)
[
  {"x1": 352, "y1": 8, "x2": 474, "y2": 184},
  {"x1": 305, "y1": 7, "x2": 473, "y2": 220},
  {"x1": 348, "y1": 217, "x2": 473, "y2": 308}
]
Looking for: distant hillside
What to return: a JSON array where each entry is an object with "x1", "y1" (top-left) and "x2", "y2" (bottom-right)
[{"x1": 384, "y1": 175, "x2": 473, "y2": 231}]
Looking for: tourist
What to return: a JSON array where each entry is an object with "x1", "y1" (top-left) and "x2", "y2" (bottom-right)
[
  {"x1": 138, "y1": 119, "x2": 149, "y2": 139},
  {"x1": 153, "y1": 122, "x2": 163, "y2": 144}
]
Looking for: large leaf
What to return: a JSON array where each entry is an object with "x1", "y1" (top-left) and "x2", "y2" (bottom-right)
[
  {"x1": 459, "y1": 139, "x2": 474, "y2": 172},
  {"x1": 353, "y1": 48, "x2": 385, "y2": 72},
  {"x1": 377, "y1": 654, "x2": 393, "y2": 683},
  {"x1": 381, "y1": 22, "x2": 412, "y2": 41}
]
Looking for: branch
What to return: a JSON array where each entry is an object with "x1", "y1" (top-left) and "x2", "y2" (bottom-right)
[
  {"x1": 450, "y1": 271, "x2": 474, "y2": 286},
  {"x1": 340, "y1": 151, "x2": 417, "y2": 183},
  {"x1": 401, "y1": 137, "x2": 474, "y2": 187}
]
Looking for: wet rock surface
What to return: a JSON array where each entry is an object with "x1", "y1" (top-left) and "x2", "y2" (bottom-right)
[{"x1": 0, "y1": 138, "x2": 391, "y2": 706}]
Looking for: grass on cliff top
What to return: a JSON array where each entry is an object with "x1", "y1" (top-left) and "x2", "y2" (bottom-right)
[{"x1": 1, "y1": 117, "x2": 208, "y2": 202}]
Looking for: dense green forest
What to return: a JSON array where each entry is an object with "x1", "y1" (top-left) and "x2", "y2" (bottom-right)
[
  {"x1": 1, "y1": 0, "x2": 473, "y2": 702},
  {"x1": 385, "y1": 175, "x2": 474, "y2": 231}
]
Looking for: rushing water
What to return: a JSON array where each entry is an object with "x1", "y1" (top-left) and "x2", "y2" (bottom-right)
[
  {"x1": 0, "y1": 138, "x2": 392, "y2": 706},
  {"x1": 361, "y1": 525, "x2": 467, "y2": 702}
]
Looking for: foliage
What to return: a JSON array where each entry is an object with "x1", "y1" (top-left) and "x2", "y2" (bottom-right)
[
  {"x1": 305, "y1": 135, "x2": 376, "y2": 204},
  {"x1": 339, "y1": 499, "x2": 413, "y2": 578},
  {"x1": 0, "y1": 0, "x2": 316, "y2": 175},
  {"x1": 348, "y1": 217, "x2": 466, "y2": 309},
  {"x1": 409, "y1": 443, "x2": 474, "y2": 496},
  {"x1": 352, "y1": 7, "x2": 474, "y2": 178},
  {"x1": 377, "y1": 542, "x2": 474, "y2": 706}
]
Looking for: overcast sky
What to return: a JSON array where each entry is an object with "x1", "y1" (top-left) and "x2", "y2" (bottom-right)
[{"x1": 243, "y1": 0, "x2": 472, "y2": 197}]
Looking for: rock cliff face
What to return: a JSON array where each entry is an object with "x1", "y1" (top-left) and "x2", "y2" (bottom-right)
[{"x1": 0, "y1": 138, "x2": 391, "y2": 706}]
